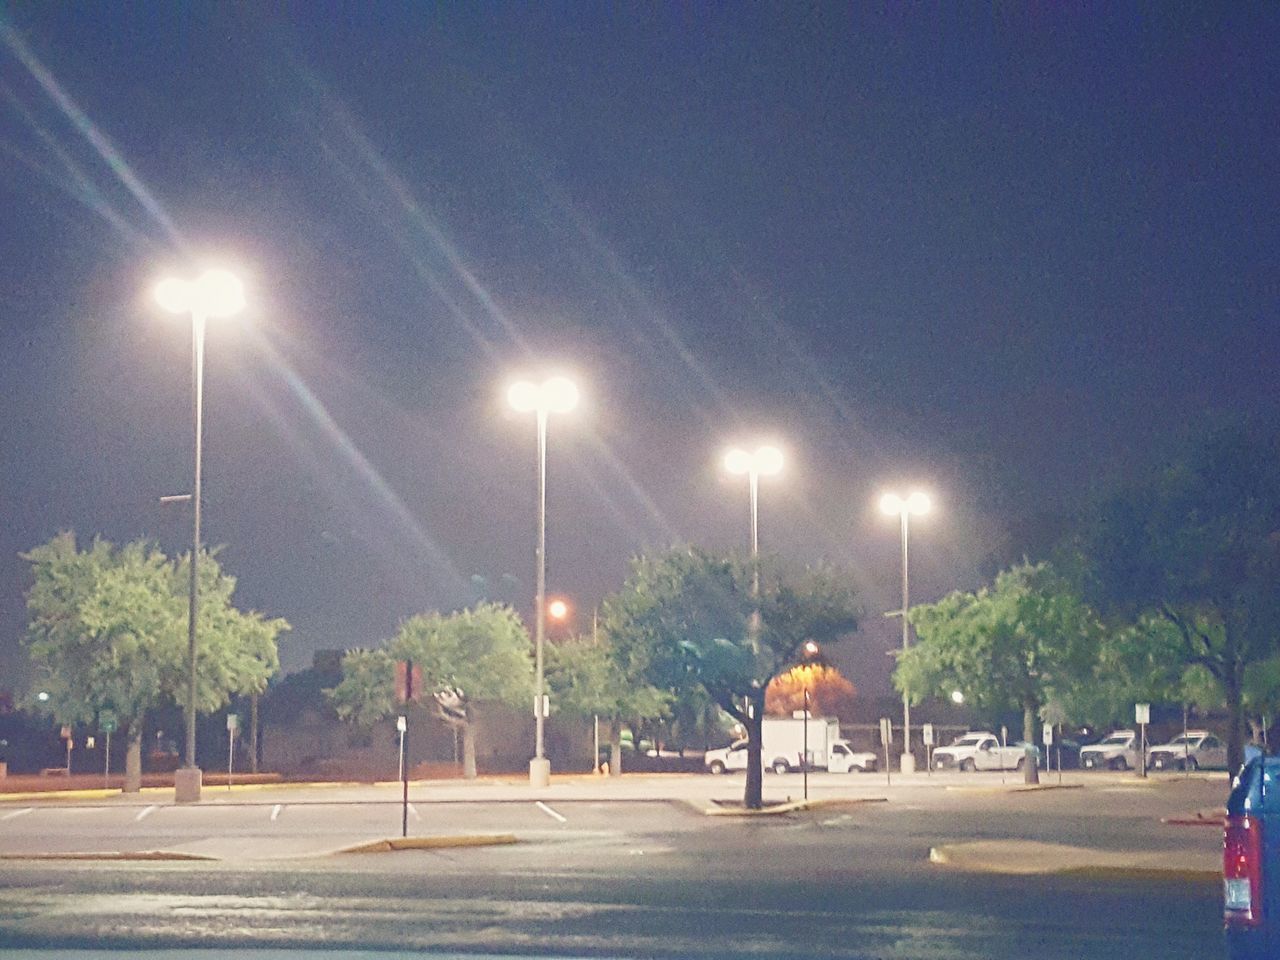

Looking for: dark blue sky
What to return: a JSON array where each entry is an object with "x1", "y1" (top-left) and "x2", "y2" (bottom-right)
[{"x1": 2, "y1": 4, "x2": 1277, "y2": 694}]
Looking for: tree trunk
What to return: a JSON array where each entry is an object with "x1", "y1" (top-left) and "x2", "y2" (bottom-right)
[
  {"x1": 1226, "y1": 667, "x2": 1246, "y2": 774},
  {"x1": 124, "y1": 726, "x2": 143, "y2": 794},
  {"x1": 461, "y1": 721, "x2": 477, "y2": 779},
  {"x1": 609, "y1": 719, "x2": 622, "y2": 777},
  {"x1": 1022, "y1": 699, "x2": 1039, "y2": 784},
  {"x1": 744, "y1": 688, "x2": 765, "y2": 810}
]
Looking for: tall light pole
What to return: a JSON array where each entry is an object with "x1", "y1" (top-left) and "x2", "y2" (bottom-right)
[
  {"x1": 508, "y1": 375, "x2": 579, "y2": 788},
  {"x1": 724, "y1": 445, "x2": 784, "y2": 592},
  {"x1": 155, "y1": 268, "x2": 245, "y2": 803},
  {"x1": 880, "y1": 489, "x2": 931, "y2": 775}
]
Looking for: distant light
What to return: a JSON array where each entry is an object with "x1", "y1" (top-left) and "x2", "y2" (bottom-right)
[
  {"x1": 879, "y1": 493, "x2": 904, "y2": 516},
  {"x1": 154, "y1": 268, "x2": 245, "y2": 319},
  {"x1": 880, "y1": 490, "x2": 932, "y2": 516},
  {"x1": 951, "y1": 690, "x2": 964, "y2": 705},
  {"x1": 547, "y1": 599, "x2": 569, "y2": 621},
  {"x1": 507, "y1": 376, "x2": 579, "y2": 415},
  {"x1": 36, "y1": 691, "x2": 49, "y2": 702},
  {"x1": 725, "y1": 445, "x2": 784, "y2": 477},
  {"x1": 803, "y1": 641, "x2": 819, "y2": 658}
]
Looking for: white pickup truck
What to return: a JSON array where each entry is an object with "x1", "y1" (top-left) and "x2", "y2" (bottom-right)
[
  {"x1": 932, "y1": 731, "x2": 1027, "y2": 772},
  {"x1": 1079, "y1": 730, "x2": 1139, "y2": 770}
]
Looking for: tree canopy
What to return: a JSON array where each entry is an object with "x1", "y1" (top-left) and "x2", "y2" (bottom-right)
[
  {"x1": 1079, "y1": 425, "x2": 1280, "y2": 770},
  {"x1": 895, "y1": 561, "x2": 1097, "y2": 742},
  {"x1": 22, "y1": 532, "x2": 287, "y2": 789},
  {"x1": 765, "y1": 664, "x2": 857, "y2": 721},
  {"x1": 328, "y1": 603, "x2": 532, "y2": 778},
  {"x1": 601, "y1": 547, "x2": 859, "y2": 807}
]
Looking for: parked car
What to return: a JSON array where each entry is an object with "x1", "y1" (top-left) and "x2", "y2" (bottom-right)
[
  {"x1": 1080, "y1": 730, "x2": 1139, "y2": 770},
  {"x1": 1225, "y1": 755, "x2": 1276, "y2": 957},
  {"x1": 932, "y1": 732, "x2": 1027, "y2": 772},
  {"x1": 1147, "y1": 730, "x2": 1226, "y2": 771}
]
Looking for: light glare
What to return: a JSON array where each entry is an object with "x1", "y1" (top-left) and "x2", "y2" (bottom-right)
[
  {"x1": 755, "y1": 445, "x2": 784, "y2": 476},
  {"x1": 724, "y1": 448, "x2": 752, "y2": 475},
  {"x1": 507, "y1": 380, "x2": 539, "y2": 413},
  {"x1": 879, "y1": 492, "x2": 904, "y2": 516},
  {"x1": 542, "y1": 376, "x2": 579, "y2": 414},
  {"x1": 907, "y1": 491, "x2": 932, "y2": 515},
  {"x1": 154, "y1": 277, "x2": 190, "y2": 314},
  {"x1": 193, "y1": 268, "x2": 245, "y2": 318}
]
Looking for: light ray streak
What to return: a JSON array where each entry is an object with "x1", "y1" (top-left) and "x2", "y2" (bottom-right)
[
  {"x1": 244, "y1": 327, "x2": 466, "y2": 597},
  {"x1": 0, "y1": 22, "x2": 183, "y2": 247},
  {"x1": 0, "y1": 84, "x2": 150, "y2": 249}
]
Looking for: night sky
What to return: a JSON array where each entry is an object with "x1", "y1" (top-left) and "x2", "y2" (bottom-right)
[{"x1": 2, "y1": 5, "x2": 1278, "y2": 697}]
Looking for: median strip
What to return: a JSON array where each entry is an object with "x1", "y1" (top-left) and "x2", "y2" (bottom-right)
[
  {"x1": 928, "y1": 839, "x2": 1218, "y2": 878},
  {"x1": 700, "y1": 797, "x2": 888, "y2": 817},
  {"x1": 0, "y1": 850, "x2": 216, "y2": 862},
  {"x1": 335, "y1": 834, "x2": 518, "y2": 854}
]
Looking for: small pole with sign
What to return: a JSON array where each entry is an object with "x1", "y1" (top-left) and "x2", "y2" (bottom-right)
[
  {"x1": 1136, "y1": 703, "x2": 1150, "y2": 778},
  {"x1": 226, "y1": 713, "x2": 239, "y2": 789},
  {"x1": 100, "y1": 712, "x2": 117, "y2": 789},
  {"x1": 922, "y1": 723, "x2": 934, "y2": 775},
  {"x1": 1000, "y1": 725, "x2": 1008, "y2": 785},
  {"x1": 880, "y1": 717, "x2": 892, "y2": 787},
  {"x1": 396, "y1": 715, "x2": 407, "y2": 782},
  {"x1": 802, "y1": 688, "x2": 810, "y2": 801},
  {"x1": 399, "y1": 660, "x2": 416, "y2": 838},
  {"x1": 1043, "y1": 723, "x2": 1057, "y2": 784},
  {"x1": 61, "y1": 725, "x2": 72, "y2": 776}
]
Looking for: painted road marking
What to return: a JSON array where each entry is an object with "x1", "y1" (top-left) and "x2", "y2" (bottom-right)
[
  {"x1": 0, "y1": 808, "x2": 32, "y2": 822},
  {"x1": 536, "y1": 801, "x2": 567, "y2": 823},
  {"x1": 134, "y1": 805, "x2": 157, "y2": 822},
  {"x1": 408, "y1": 803, "x2": 421, "y2": 822},
  {"x1": 270, "y1": 804, "x2": 283, "y2": 821}
]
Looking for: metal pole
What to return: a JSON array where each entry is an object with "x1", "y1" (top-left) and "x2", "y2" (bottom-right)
[
  {"x1": 227, "y1": 729, "x2": 234, "y2": 790},
  {"x1": 249, "y1": 691, "x2": 259, "y2": 774},
  {"x1": 534, "y1": 409, "x2": 548, "y2": 762},
  {"x1": 185, "y1": 312, "x2": 205, "y2": 772},
  {"x1": 900, "y1": 510, "x2": 911, "y2": 772},
  {"x1": 104, "y1": 730, "x2": 111, "y2": 789},
  {"x1": 402, "y1": 660, "x2": 412, "y2": 838},
  {"x1": 803, "y1": 688, "x2": 809, "y2": 801}
]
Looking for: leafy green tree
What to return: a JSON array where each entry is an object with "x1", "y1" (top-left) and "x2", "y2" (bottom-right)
[
  {"x1": 895, "y1": 562, "x2": 1098, "y2": 745},
  {"x1": 545, "y1": 636, "x2": 669, "y2": 775},
  {"x1": 601, "y1": 548, "x2": 858, "y2": 809},
  {"x1": 1080, "y1": 425, "x2": 1280, "y2": 771},
  {"x1": 329, "y1": 603, "x2": 533, "y2": 778},
  {"x1": 22, "y1": 533, "x2": 286, "y2": 791}
]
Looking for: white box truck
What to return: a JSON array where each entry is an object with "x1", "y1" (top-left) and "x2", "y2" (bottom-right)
[{"x1": 704, "y1": 715, "x2": 876, "y2": 774}]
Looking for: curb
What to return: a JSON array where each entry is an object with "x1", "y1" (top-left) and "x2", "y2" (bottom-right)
[
  {"x1": 701, "y1": 797, "x2": 888, "y2": 817},
  {"x1": 335, "y1": 834, "x2": 518, "y2": 854},
  {"x1": 928, "y1": 842, "x2": 1219, "y2": 879},
  {"x1": 0, "y1": 850, "x2": 216, "y2": 862},
  {"x1": 944, "y1": 783, "x2": 1084, "y2": 795}
]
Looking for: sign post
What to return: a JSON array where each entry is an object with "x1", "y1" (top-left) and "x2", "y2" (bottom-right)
[
  {"x1": 396, "y1": 715, "x2": 407, "y2": 782},
  {"x1": 60, "y1": 726, "x2": 72, "y2": 776},
  {"x1": 1000, "y1": 725, "x2": 1008, "y2": 784},
  {"x1": 1136, "y1": 703, "x2": 1151, "y2": 778},
  {"x1": 100, "y1": 712, "x2": 117, "y2": 789},
  {"x1": 226, "y1": 713, "x2": 239, "y2": 789},
  {"x1": 397, "y1": 660, "x2": 416, "y2": 838},
  {"x1": 922, "y1": 723, "x2": 934, "y2": 775},
  {"x1": 1043, "y1": 723, "x2": 1058, "y2": 784},
  {"x1": 879, "y1": 717, "x2": 893, "y2": 787}
]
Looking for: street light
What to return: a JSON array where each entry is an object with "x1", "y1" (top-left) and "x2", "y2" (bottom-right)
[
  {"x1": 507, "y1": 375, "x2": 579, "y2": 788},
  {"x1": 547, "y1": 598, "x2": 570, "y2": 622},
  {"x1": 723, "y1": 444, "x2": 784, "y2": 582},
  {"x1": 880, "y1": 489, "x2": 931, "y2": 775},
  {"x1": 155, "y1": 267, "x2": 245, "y2": 803}
]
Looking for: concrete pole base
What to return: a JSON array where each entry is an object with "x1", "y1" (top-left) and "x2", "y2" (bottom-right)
[
  {"x1": 529, "y1": 757, "x2": 551, "y2": 788},
  {"x1": 900, "y1": 753, "x2": 916, "y2": 774},
  {"x1": 174, "y1": 766, "x2": 203, "y2": 803}
]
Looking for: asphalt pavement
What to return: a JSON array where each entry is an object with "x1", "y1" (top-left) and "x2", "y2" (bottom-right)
[{"x1": 0, "y1": 770, "x2": 1227, "y2": 958}]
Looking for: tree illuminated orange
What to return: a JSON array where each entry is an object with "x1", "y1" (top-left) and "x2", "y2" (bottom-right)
[{"x1": 765, "y1": 664, "x2": 857, "y2": 720}]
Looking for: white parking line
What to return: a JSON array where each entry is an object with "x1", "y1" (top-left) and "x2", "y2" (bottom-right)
[
  {"x1": 134, "y1": 805, "x2": 157, "y2": 822},
  {"x1": 536, "y1": 801, "x2": 567, "y2": 823},
  {"x1": 407, "y1": 803, "x2": 421, "y2": 822},
  {"x1": 270, "y1": 804, "x2": 283, "y2": 821},
  {"x1": 0, "y1": 808, "x2": 32, "y2": 821}
]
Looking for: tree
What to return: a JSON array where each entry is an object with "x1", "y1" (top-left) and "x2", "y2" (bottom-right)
[
  {"x1": 765, "y1": 664, "x2": 857, "y2": 721},
  {"x1": 1080, "y1": 425, "x2": 1280, "y2": 772},
  {"x1": 895, "y1": 561, "x2": 1098, "y2": 746},
  {"x1": 329, "y1": 603, "x2": 533, "y2": 778},
  {"x1": 22, "y1": 533, "x2": 286, "y2": 791},
  {"x1": 601, "y1": 548, "x2": 859, "y2": 809},
  {"x1": 545, "y1": 636, "x2": 669, "y2": 775}
]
